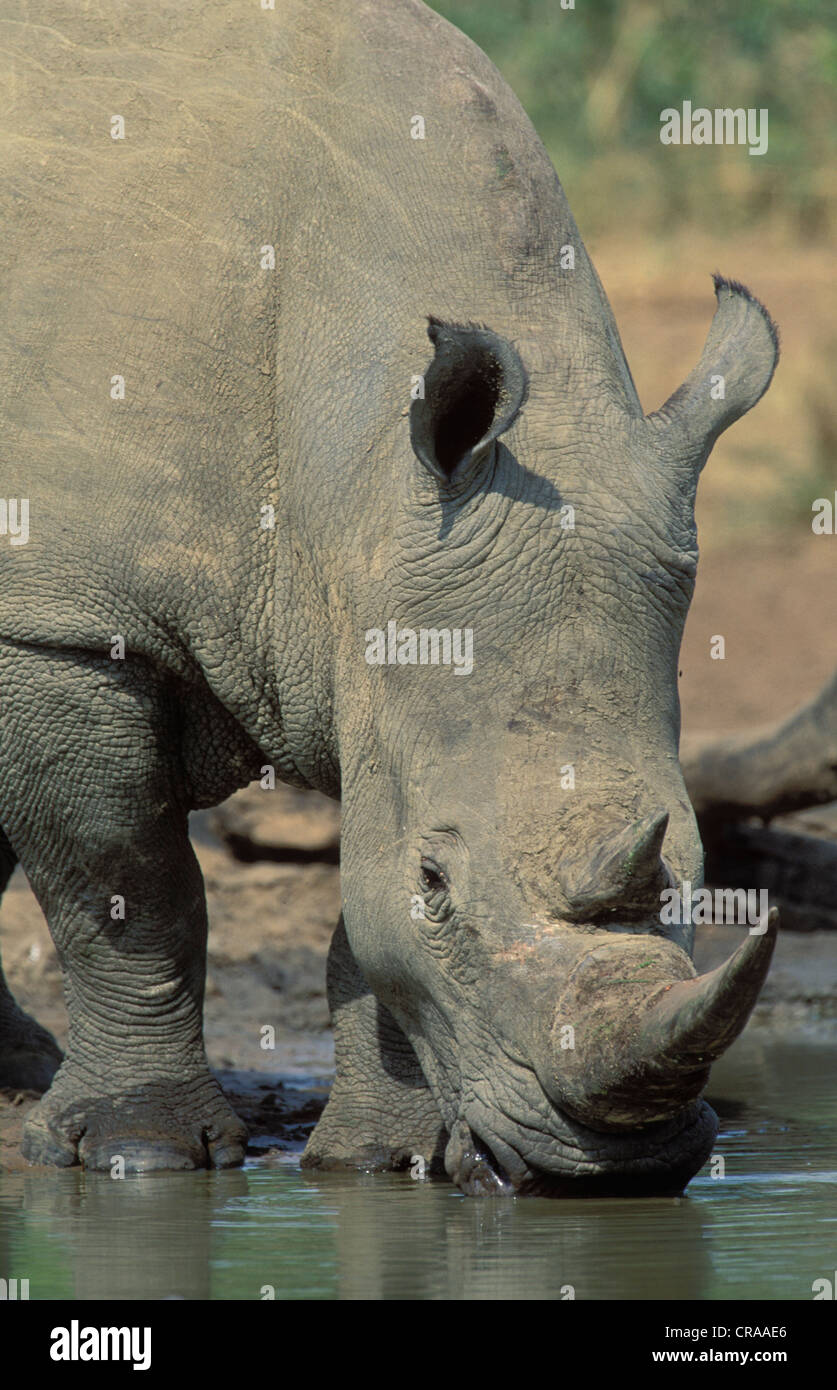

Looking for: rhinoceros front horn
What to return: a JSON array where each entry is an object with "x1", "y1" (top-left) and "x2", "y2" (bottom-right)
[
  {"x1": 640, "y1": 906, "x2": 779, "y2": 1067},
  {"x1": 550, "y1": 908, "x2": 778, "y2": 1129}
]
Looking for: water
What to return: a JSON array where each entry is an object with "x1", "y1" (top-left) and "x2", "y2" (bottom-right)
[{"x1": 1, "y1": 1033, "x2": 834, "y2": 1300}]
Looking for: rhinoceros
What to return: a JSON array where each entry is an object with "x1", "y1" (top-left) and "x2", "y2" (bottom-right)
[{"x1": 0, "y1": 0, "x2": 780, "y2": 1194}]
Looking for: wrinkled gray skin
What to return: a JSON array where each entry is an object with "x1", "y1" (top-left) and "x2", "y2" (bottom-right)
[{"x1": 0, "y1": 0, "x2": 780, "y2": 1194}]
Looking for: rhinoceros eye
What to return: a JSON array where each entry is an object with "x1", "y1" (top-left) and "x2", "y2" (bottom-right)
[{"x1": 419, "y1": 856, "x2": 448, "y2": 896}]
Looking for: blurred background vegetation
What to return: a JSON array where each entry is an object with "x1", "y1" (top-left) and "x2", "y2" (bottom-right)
[
  {"x1": 434, "y1": 0, "x2": 835, "y2": 241},
  {"x1": 432, "y1": 0, "x2": 836, "y2": 557}
]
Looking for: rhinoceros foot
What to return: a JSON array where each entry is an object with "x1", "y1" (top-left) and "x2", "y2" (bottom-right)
[{"x1": 21, "y1": 1065, "x2": 247, "y2": 1171}]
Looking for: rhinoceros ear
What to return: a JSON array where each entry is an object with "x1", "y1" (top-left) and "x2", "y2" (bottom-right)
[
  {"x1": 410, "y1": 318, "x2": 529, "y2": 482},
  {"x1": 646, "y1": 275, "x2": 779, "y2": 474}
]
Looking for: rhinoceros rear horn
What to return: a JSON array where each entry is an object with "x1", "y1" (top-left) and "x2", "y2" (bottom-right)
[
  {"x1": 646, "y1": 275, "x2": 779, "y2": 475},
  {"x1": 410, "y1": 318, "x2": 528, "y2": 483}
]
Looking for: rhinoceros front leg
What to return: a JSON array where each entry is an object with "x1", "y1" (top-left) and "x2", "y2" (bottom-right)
[
  {"x1": 0, "y1": 645, "x2": 247, "y2": 1170},
  {"x1": 0, "y1": 825, "x2": 63, "y2": 1092},
  {"x1": 302, "y1": 916, "x2": 447, "y2": 1174}
]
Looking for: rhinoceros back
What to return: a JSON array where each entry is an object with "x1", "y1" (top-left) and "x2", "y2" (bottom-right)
[{"x1": 0, "y1": 0, "x2": 626, "y2": 658}]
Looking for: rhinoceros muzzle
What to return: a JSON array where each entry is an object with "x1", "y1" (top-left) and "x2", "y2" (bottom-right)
[
  {"x1": 447, "y1": 1099, "x2": 719, "y2": 1197},
  {"x1": 442, "y1": 908, "x2": 777, "y2": 1196}
]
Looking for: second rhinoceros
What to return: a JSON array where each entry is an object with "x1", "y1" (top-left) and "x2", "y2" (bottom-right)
[{"x1": 0, "y1": 0, "x2": 779, "y2": 1193}]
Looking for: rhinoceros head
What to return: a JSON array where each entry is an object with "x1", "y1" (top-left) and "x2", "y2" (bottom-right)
[{"x1": 336, "y1": 276, "x2": 779, "y2": 1194}]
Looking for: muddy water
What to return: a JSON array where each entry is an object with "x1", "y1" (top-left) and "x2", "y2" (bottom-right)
[{"x1": 1, "y1": 1033, "x2": 834, "y2": 1301}]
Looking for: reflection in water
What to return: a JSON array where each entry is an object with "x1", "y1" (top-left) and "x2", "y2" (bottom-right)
[
  {"x1": 10, "y1": 1169, "x2": 249, "y2": 1300},
  {"x1": 321, "y1": 1175, "x2": 712, "y2": 1300},
  {"x1": 0, "y1": 1035, "x2": 834, "y2": 1300}
]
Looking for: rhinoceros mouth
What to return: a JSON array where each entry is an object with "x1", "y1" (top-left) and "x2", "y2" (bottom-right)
[
  {"x1": 445, "y1": 1093, "x2": 718, "y2": 1197},
  {"x1": 443, "y1": 1117, "x2": 515, "y2": 1196}
]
